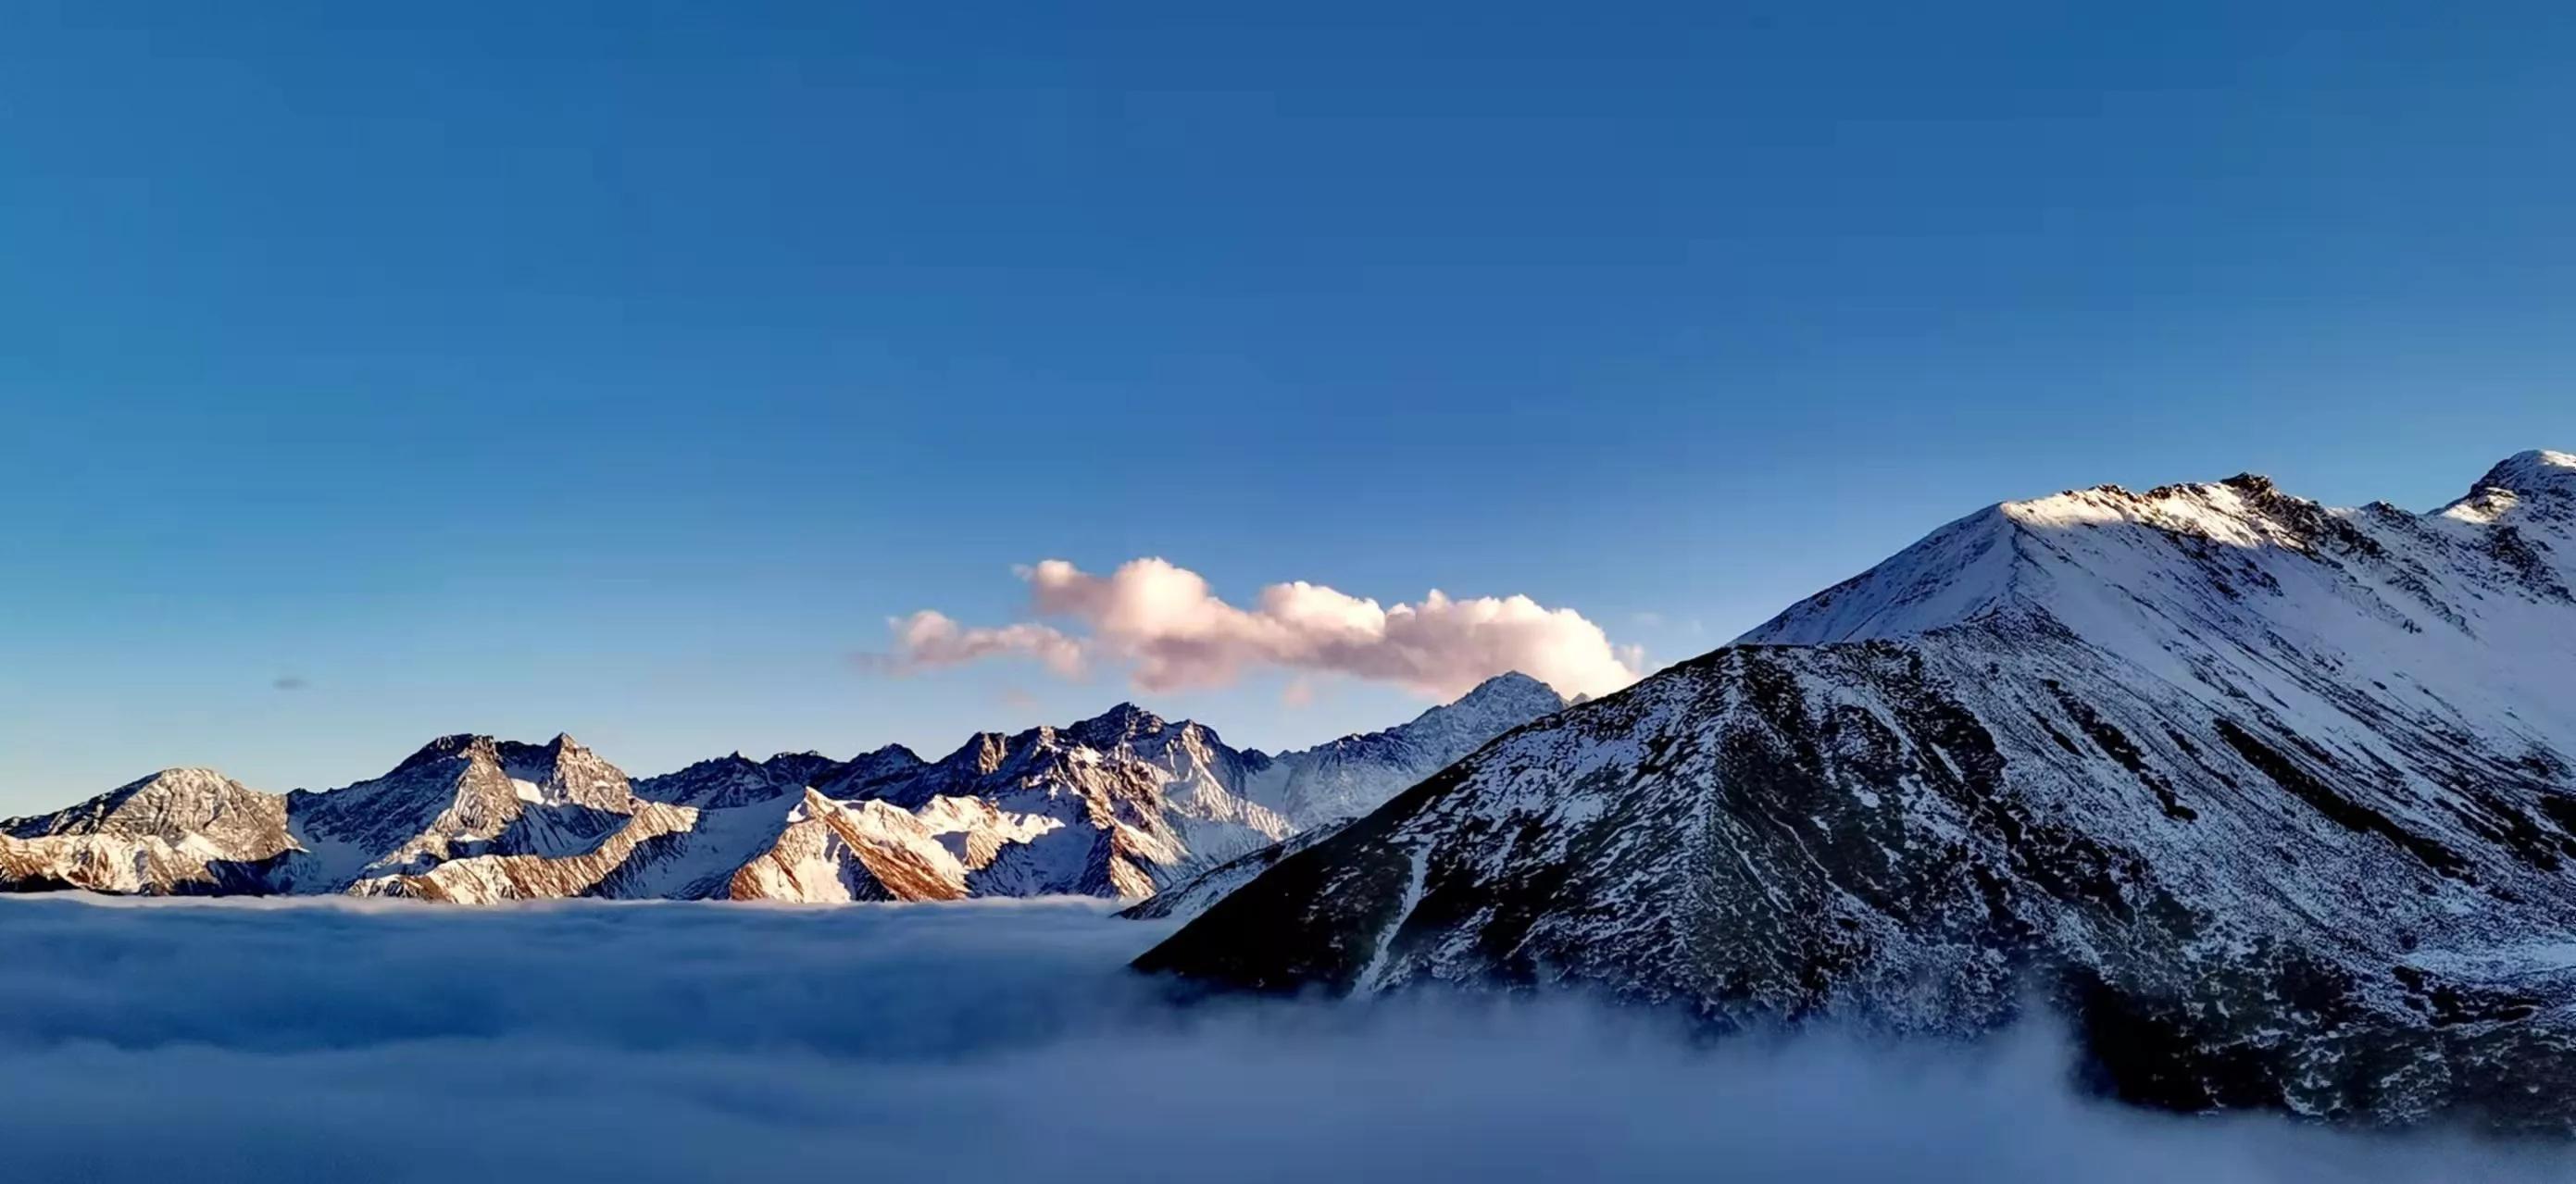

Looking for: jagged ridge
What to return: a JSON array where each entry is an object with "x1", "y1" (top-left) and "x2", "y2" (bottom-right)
[{"x1": 2, "y1": 678, "x2": 1566, "y2": 905}]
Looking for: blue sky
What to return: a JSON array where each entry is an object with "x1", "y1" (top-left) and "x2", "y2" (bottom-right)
[{"x1": 3, "y1": 1, "x2": 2571, "y2": 805}]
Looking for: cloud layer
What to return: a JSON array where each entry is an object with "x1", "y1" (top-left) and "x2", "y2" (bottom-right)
[
  {"x1": 0, "y1": 896, "x2": 2563, "y2": 1184},
  {"x1": 875, "y1": 557, "x2": 1645, "y2": 700}
]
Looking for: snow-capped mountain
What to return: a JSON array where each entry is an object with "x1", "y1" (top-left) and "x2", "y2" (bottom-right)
[
  {"x1": 287, "y1": 733, "x2": 679, "y2": 897},
  {"x1": 1138, "y1": 452, "x2": 2576, "y2": 1129},
  {"x1": 716, "y1": 704, "x2": 1292, "y2": 903},
  {"x1": 0, "y1": 677, "x2": 1564, "y2": 905},
  {"x1": 0, "y1": 767, "x2": 296, "y2": 894}
]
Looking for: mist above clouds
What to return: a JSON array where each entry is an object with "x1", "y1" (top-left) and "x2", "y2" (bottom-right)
[
  {"x1": 875, "y1": 556, "x2": 1645, "y2": 701},
  {"x1": 3, "y1": 898, "x2": 2567, "y2": 1183}
]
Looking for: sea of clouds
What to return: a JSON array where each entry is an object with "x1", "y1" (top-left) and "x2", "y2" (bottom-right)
[{"x1": 1, "y1": 895, "x2": 2567, "y2": 1183}]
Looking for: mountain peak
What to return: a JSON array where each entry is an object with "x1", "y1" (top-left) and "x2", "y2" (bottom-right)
[
  {"x1": 2218, "y1": 471, "x2": 2279, "y2": 497},
  {"x1": 134, "y1": 766, "x2": 236, "y2": 786},
  {"x1": 2, "y1": 765, "x2": 281, "y2": 846},
  {"x1": 1454, "y1": 670, "x2": 1557, "y2": 705},
  {"x1": 850, "y1": 745, "x2": 916, "y2": 773},
  {"x1": 2439, "y1": 450, "x2": 2574, "y2": 526},
  {"x1": 1746, "y1": 454, "x2": 2576, "y2": 650},
  {"x1": 2470, "y1": 449, "x2": 2576, "y2": 498},
  {"x1": 47, "y1": 766, "x2": 250, "y2": 821},
  {"x1": 1302, "y1": 671, "x2": 1572, "y2": 782},
  {"x1": 1068, "y1": 702, "x2": 1169, "y2": 747},
  {"x1": 390, "y1": 734, "x2": 500, "y2": 774}
]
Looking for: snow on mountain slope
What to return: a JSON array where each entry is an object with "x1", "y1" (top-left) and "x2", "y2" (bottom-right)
[
  {"x1": 610, "y1": 750, "x2": 944, "y2": 901},
  {"x1": 724, "y1": 789, "x2": 972, "y2": 902},
  {"x1": 344, "y1": 799, "x2": 701, "y2": 903},
  {"x1": 1743, "y1": 457, "x2": 2575, "y2": 742},
  {"x1": 1137, "y1": 451, "x2": 2576, "y2": 1129}
]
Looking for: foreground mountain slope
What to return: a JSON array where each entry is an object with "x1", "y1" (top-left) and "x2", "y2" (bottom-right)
[
  {"x1": 1119, "y1": 821, "x2": 1350, "y2": 922},
  {"x1": 1137, "y1": 452, "x2": 2576, "y2": 1128}
]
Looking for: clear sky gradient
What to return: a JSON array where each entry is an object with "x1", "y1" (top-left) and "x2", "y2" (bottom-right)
[{"x1": 4, "y1": 2, "x2": 2571, "y2": 807}]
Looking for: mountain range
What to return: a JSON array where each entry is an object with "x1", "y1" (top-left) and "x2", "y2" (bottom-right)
[
  {"x1": 0, "y1": 674, "x2": 1567, "y2": 904},
  {"x1": 20, "y1": 448, "x2": 2576, "y2": 1129},
  {"x1": 1138, "y1": 450, "x2": 2576, "y2": 1130}
]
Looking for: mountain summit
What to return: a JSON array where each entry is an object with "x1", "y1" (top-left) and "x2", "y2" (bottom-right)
[
  {"x1": 1137, "y1": 453, "x2": 2576, "y2": 1129},
  {"x1": 2465, "y1": 448, "x2": 2576, "y2": 500}
]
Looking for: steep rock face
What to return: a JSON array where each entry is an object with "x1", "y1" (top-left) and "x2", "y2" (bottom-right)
[
  {"x1": 1138, "y1": 452, "x2": 2576, "y2": 1129},
  {"x1": 0, "y1": 769, "x2": 295, "y2": 894}
]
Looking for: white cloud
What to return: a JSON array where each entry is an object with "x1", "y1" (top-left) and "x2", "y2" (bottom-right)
[
  {"x1": 876, "y1": 557, "x2": 1645, "y2": 701},
  {"x1": 0, "y1": 896, "x2": 2557, "y2": 1184},
  {"x1": 869, "y1": 609, "x2": 1086, "y2": 678}
]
